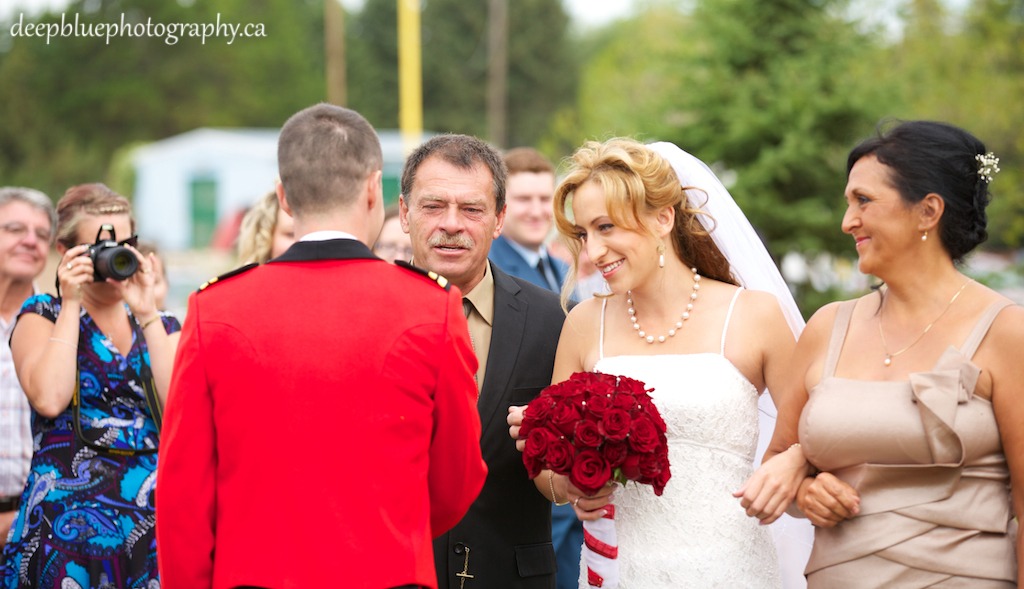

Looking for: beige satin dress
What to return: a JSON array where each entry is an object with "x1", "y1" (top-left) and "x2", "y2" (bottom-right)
[{"x1": 799, "y1": 299, "x2": 1018, "y2": 588}]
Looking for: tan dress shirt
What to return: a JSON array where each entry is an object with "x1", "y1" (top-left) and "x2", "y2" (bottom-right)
[{"x1": 461, "y1": 262, "x2": 494, "y2": 391}]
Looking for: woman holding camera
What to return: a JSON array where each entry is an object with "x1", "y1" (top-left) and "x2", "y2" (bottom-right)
[{"x1": 0, "y1": 184, "x2": 180, "y2": 588}]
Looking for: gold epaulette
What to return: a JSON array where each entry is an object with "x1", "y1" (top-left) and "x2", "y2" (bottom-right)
[
  {"x1": 395, "y1": 260, "x2": 451, "y2": 291},
  {"x1": 197, "y1": 263, "x2": 259, "y2": 292}
]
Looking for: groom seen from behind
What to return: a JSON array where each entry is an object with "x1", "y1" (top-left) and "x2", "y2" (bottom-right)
[
  {"x1": 157, "y1": 105, "x2": 487, "y2": 589},
  {"x1": 399, "y1": 134, "x2": 569, "y2": 589}
]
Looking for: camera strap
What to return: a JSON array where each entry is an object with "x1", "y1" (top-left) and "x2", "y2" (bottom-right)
[{"x1": 72, "y1": 359, "x2": 162, "y2": 457}]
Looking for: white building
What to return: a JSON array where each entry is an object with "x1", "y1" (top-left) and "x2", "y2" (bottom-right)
[{"x1": 133, "y1": 127, "x2": 414, "y2": 251}]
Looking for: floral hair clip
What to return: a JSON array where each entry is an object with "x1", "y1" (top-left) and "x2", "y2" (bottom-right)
[{"x1": 976, "y1": 152, "x2": 1000, "y2": 184}]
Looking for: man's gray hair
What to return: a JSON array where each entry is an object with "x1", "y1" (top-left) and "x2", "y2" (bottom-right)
[
  {"x1": 401, "y1": 134, "x2": 508, "y2": 212},
  {"x1": 0, "y1": 187, "x2": 56, "y2": 234}
]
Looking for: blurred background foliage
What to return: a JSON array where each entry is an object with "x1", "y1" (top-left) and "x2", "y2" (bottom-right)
[{"x1": 0, "y1": 0, "x2": 1022, "y2": 296}]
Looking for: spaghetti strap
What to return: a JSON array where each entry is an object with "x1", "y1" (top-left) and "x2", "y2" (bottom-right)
[
  {"x1": 720, "y1": 287, "x2": 744, "y2": 356},
  {"x1": 959, "y1": 299, "x2": 1015, "y2": 359},
  {"x1": 599, "y1": 298, "x2": 607, "y2": 361},
  {"x1": 821, "y1": 299, "x2": 858, "y2": 379}
]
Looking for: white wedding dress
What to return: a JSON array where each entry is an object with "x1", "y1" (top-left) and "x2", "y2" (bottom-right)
[{"x1": 580, "y1": 290, "x2": 782, "y2": 589}]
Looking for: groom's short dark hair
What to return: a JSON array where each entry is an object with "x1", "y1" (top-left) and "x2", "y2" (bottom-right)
[{"x1": 277, "y1": 103, "x2": 383, "y2": 216}]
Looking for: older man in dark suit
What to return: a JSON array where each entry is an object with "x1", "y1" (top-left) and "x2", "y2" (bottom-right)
[{"x1": 400, "y1": 135, "x2": 569, "y2": 589}]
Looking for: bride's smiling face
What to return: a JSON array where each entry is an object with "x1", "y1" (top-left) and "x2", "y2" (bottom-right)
[{"x1": 572, "y1": 180, "x2": 662, "y2": 294}]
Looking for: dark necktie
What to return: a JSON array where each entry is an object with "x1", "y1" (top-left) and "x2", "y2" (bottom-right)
[{"x1": 537, "y1": 256, "x2": 559, "y2": 292}]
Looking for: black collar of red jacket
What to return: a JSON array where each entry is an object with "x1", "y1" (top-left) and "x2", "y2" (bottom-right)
[{"x1": 267, "y1": 238, "x2": 381, "y2": 263}]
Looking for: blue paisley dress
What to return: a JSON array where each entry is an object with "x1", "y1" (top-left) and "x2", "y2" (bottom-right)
[{"x1": 1, "y1": 294, "x2": 180, "y2": 589}]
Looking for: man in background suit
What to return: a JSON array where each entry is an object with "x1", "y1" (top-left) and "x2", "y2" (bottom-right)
[
  {"x1": 158, "y1": 104, "x2": 487, "y2": 589},
  {"x1": 488, "y1": 148, "x2": 568, "y2": 294},
  {"x1": 488, "y1": 148, "x2": 583, "y2": 589},
  {"x1": 400, "y1": 135, "x2": 569, "y2": 589}
]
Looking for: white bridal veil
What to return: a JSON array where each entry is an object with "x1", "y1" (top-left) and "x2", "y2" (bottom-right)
[{"x1": 649, "y1": 142, "x2": 814, "y2": 589}]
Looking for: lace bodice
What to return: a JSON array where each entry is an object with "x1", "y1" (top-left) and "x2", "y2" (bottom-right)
[{"x1": 581, "y1": 292, "x2": 782, "y2": 588}]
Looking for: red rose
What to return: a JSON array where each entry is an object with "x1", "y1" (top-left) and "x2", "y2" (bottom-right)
[
  {"x1": 546, "y1": 438, "x2": 575, "y2": 476},
  {"x1": 573, "y1": 372, "x2": 617, "y2": 388},
  {"x1": 617, "y1": 376, "x2": 649, "y2": 397},
  {"x1": 569, "y1": 449, "x2": 611, "y2": 496},
  {"x1": 586, "y1": 378, "x2": 616, "y2": 400},
  {"x1": 620, "y1": 454, "x2": 641, "y2": 480},
  {"x1": 653, "y1": 455, "x2": 671, "y2": 496},
  {"x1": 584, "y1": 394, "x2": 612, "y2": 421},
  {"x1": 639, "y1": 452, "x2": 662, "y2": 479},
  {"x1": 522, "y1": 427, "x2": 558, "y2": 478},
  {"x1": 628, "y1": 415, "x2": 660, "y2": 454},
  {"x1": 611, "y1": 392, "x2": 637, "y2": 413},
  {"x1": 574, "y1": 419, "x2": 603, "y2": 448},
  {"x1": 525, "y1": 395, "x2": 556, "y2": 424},
  {"x1": 602, "y1": 441, "x2": 628, "y2": 468},
  {"x1": 551, "y1": 401, "x2": 583, "y2": 438},
  {"x1": 598, "y1": 408, "x2": 631, "y2": 441},
  {"x1": 637, "y1": 397, "x2": 666, "y2": 434}
]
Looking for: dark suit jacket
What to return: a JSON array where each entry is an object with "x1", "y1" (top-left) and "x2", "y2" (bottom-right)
[
  {"x1": 434, "y1": 262, "x2": 571, "y2": 589},
  {"x1": 489, "y1": 235, "x2": 569, "y2": 293}
]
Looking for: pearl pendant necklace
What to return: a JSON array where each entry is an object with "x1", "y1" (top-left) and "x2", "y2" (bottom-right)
[
  {"x1": 878, "y1": 278, "x2": 973, "y2": 366},
  {"x1": 628, "y1": 267, "x2": 700, "y2": 344}
]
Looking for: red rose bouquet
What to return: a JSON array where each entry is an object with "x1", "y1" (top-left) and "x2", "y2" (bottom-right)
[{"x1": 520, "y1": 372, "x2": 670, "y2": 588}]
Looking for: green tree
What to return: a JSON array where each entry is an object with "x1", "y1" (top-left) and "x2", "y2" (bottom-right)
[
  {"x1": 0, "y1": 0, "x2": 327, "y2": 199},
  {"x1": 669, "y1": 0, "x2": 895, "y2": 256},
  {"x1": 550, "y1": 0, "x2": 894, "y2": 257},
  {"x1": 347, "y1": 0, "x2": 579, "y2": 147},
  {"x1": 884, "y1": 0, "x2": 1024, "y2": 249}
]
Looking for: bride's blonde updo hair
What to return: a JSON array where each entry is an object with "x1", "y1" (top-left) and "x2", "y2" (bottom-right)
[{"x1": 554, "y1": 138, "x2": 736, "y2": 307}]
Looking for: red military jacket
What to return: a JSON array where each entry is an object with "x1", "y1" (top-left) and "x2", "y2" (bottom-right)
[{"x1": 157, "y1": 238, "x2": 487, "y2": 589}]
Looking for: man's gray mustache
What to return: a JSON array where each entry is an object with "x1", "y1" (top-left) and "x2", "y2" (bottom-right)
[{"x1": 428, "y1": 233, "x2": 475, "y2": 249}]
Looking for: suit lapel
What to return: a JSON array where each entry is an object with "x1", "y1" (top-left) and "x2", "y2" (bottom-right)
[{"x1": 479, "y1": 263, "x2": 527, "y2": 431}]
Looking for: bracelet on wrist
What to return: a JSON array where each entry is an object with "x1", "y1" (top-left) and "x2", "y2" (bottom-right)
[
  {"x1": 49, "y1": 337, "x2": 77, "y2": 349},
  {"x1": 139, "y1": 315, "x2": 161, "y2": 330},
  {"x1": 548, "y1": 471, "x2": 569, "y2": 506}
]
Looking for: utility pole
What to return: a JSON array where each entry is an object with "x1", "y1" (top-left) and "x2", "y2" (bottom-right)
[
  {"x1": 398, "y1": 0, "x2": 423, "y2": 155},
  {"x1": 325, "y1": 0, "x2": 347, "y2": 106},
  {"x1": 487, "y1": 0, "x2": 508, "y2": 149}
]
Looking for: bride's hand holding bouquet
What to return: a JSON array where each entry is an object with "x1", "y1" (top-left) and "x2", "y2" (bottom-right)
[{"x1": 511, "y1": 371, "x2": 671, "y2": 588}]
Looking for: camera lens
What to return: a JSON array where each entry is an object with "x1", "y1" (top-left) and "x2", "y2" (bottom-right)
[{"x1": 95, "y1": 246, "x2": 138, "y2": 281}]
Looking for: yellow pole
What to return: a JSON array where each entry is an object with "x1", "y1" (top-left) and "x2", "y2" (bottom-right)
[{"x1": 398, "y1": 0, "x2": 423, "y2": 155}]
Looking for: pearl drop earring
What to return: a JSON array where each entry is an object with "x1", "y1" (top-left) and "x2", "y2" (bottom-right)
[
  {"x1": 658, "y1": 244, "x2": 665, "y2": 268},
  {"x1": 922, "y1": 231, "x2": 928, "y2": 241}
]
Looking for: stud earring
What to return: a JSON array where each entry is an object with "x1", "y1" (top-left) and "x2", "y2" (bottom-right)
[
  {"x1": 658, "y1": 244, "x2": 665, "y2": 268},
  {"x1": 921, "y1": 231, "x2": 928, "y2": 242}
]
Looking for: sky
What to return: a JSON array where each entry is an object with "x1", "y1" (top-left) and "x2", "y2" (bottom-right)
[{"x1": 0, "y1": 0, "x2": 638, "y2": 28}]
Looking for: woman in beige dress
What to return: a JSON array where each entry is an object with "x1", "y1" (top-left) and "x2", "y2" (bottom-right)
[{"x1": 738, "y1": 120, "x2": 1022, "y2": 587}]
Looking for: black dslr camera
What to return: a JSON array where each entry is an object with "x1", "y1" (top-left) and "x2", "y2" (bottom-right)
[{"x1": 86, "y1": 224, "x2": 138, "y2": 281}]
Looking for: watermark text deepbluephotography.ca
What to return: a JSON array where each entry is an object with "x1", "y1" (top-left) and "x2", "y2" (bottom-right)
[{"x1": 8, "y1": 12, "x2": 266, "y2": 45}]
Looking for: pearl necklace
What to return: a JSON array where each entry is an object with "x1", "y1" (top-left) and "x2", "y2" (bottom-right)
[{"x1": 628, "y1": 267, "x2": 700, "y2": 344}]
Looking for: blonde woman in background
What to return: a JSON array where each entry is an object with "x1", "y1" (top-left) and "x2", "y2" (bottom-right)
[{"x1": 237, "y1": 188, "x2": 296, "y2": 265}]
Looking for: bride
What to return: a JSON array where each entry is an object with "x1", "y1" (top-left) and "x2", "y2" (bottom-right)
[{"x1": 510, "y1": 139, "x2": 811, "y2": 588}]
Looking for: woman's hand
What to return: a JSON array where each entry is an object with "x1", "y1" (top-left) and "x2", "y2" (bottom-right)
[
  {"x1": 560, "y1": 475, "x2": 615, "y2": 522},
  {"x1": 507, "y1": 405, "x2": 526, "y2": 451},
  {"x1": 734, "y1": 444, "x2": 809, "y2": 525},
  {"x1": 796, "y1": 472, "x2": 860, "y2": 528},
  {"x1": 57, "y1": 244, "x2": 93, "y2": 304},
  {"x1": 108, "y1": 246, "x2": 158, "y2": 321}
]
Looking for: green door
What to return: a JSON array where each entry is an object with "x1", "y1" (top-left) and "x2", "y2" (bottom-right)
[{"x1": 191, "y1": 176, "x2": 217, "y2": 248}]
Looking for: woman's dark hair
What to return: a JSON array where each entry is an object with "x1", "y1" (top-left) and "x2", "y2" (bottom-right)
[{"x1": 847, "y1": 120, "x2": 992, "y2": 264}]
